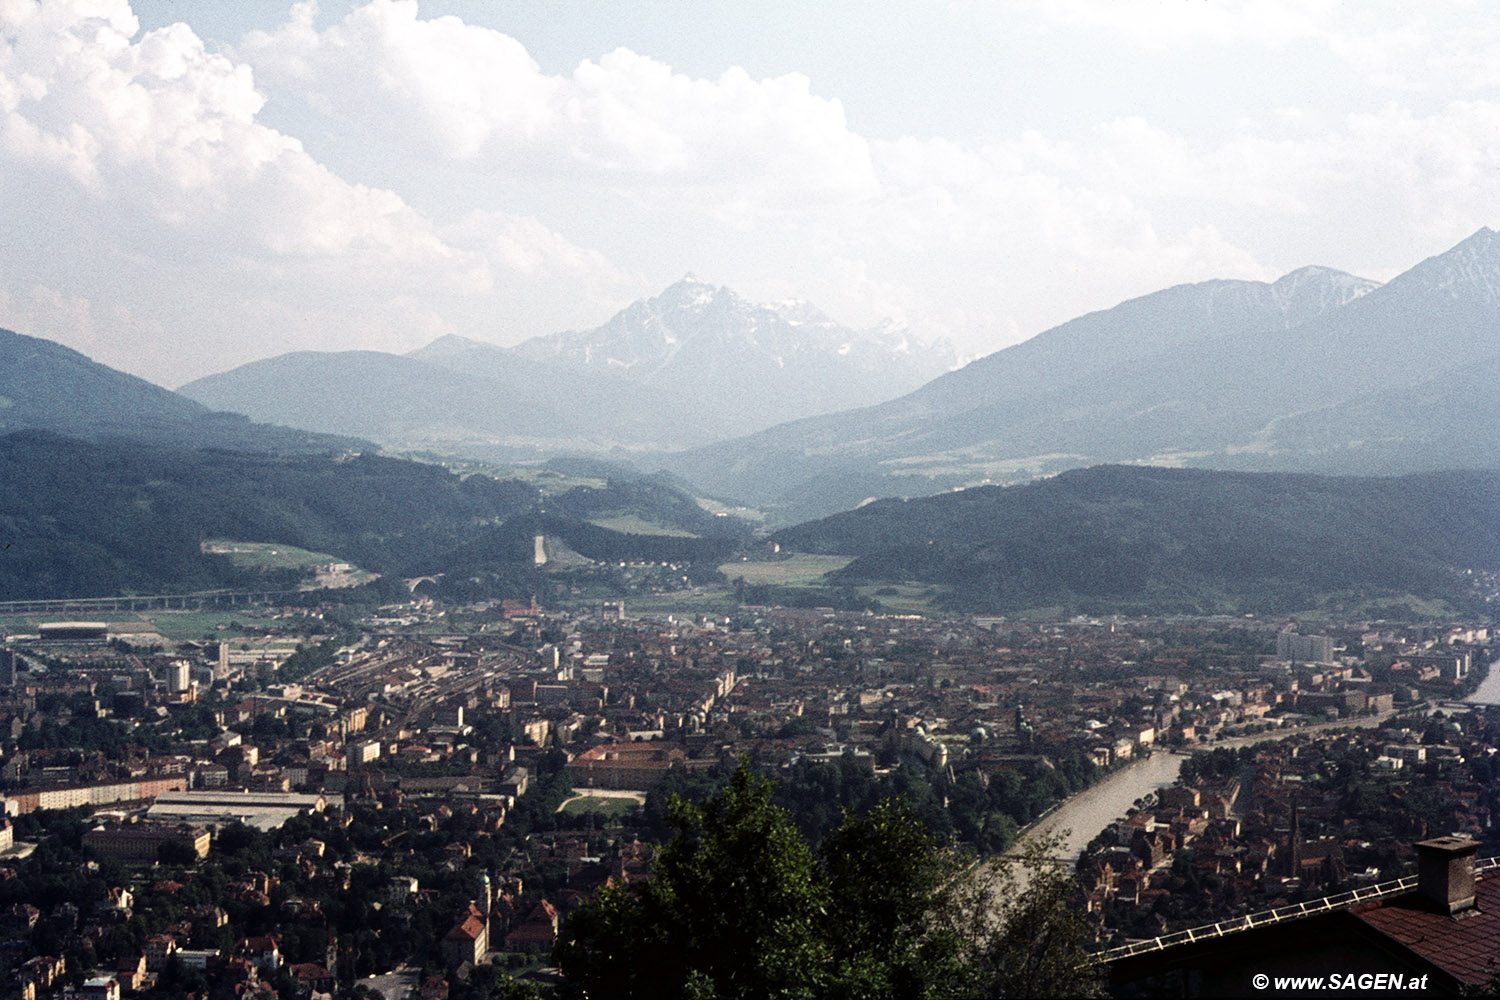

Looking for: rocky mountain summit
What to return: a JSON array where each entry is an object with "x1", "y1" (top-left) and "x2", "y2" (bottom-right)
[{"x1": 510, "y1": 276, "x2": 957, "y2": 429}]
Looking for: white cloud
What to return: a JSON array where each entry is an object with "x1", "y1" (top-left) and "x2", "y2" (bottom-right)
[
  {"x1": 0, "y1": 284, "x2": 103, "y2": 356},
  {"x1": 0, "y1": 0, "x2": 475, "y2": 268},
  {"x1": 0, "y1": 0, "x2": 629, "y2": 381},
  {"x1": 239, "y1": 0, "x2": 882, "y2": 212},
  {"x1": 1018, "y1": 0, "x2": 1500, "y2": 98},
  {"x1": 794, "y1": 90, "x2": 1499, "y2": 353},
  {"x1": 444, "y1": 209, "x2": 624, "y2": 282},
  {"x1": 1019, "y1": 0, "x2": 1342, "y2": 51},
  {"x1": 2, "y1": 0, "x2": 1496, "y2": 386},
  {"x1": 230, "y1": 0, "x2": 1499, "y2": 357},
  {"x1": 241, "y1": 0, "x2": 560, "y2": 159}
]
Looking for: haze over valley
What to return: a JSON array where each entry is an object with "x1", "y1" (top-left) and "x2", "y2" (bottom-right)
[{"x1": 2, "y1": 223, "x2": 1495, "y2": 619}]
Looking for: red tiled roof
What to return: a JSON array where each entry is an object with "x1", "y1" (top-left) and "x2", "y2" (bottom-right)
[
  {"x1": 444, "y1": 916, "x2": 485, "y2": 942},
  {"x1": 288, "y1": 964, "x2": 330, "y2": 980},
  {"x1": 1357, "y1": 875, "x2": 1500, "y2": 985},
  {"x1": 504, "y1": 923, "x2": 556, "y2": 945}
]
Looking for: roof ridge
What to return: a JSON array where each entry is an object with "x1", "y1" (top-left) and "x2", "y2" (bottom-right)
[{"x1": 1099, "y1": 854, "x2": 1500, "y2": 960}]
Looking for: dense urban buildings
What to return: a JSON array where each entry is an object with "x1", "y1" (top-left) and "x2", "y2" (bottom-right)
[{"x1": 0, "y1": 597, "x2": 1494, "y2": 997}]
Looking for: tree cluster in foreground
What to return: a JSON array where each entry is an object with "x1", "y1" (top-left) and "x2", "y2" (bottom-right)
[{"x1": 553, "y1": 765, "x2": 1101, "y2": 1000}]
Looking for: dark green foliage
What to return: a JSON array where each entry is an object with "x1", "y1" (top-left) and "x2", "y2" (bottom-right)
[
  {"x1": 0, "y1": 430, "x2": 540, "y2": 597},
  {"x1": 276, "y1": 636, "x2": 351, "y2": 682},
  {"x1": 18, "y1": 690, "x2": 135, "y2": 753},
  {"x1": 770, "y1": 465, "x2": 1500, "y2": 615},
  {"x1": 449, "y1": 965, "x2": 550, "y2": 1000},
  {"x1": 639, "y1": 752, "x2": 1099, "y2": 859},
  {"x1": 1178, "y1": 746, "x2": 1246, "y2": 785},
  {"x1": 956, "y1": 838, "x2": 1104, "y2": 999},
  {"x1": 557, "y1": 765, "x2": 829, "y2": 1000},
  {"x1": 819, "y1": 800, "x2": 968, "y2": 999},
  {"x1": 213, "y1": 822, "x2": 273, "y2": 871},
  {"x1": 536, "y1": 516, "x2": 734, "y2": 564},
  {"x1": 557, "y1": 764, "x2": 1101, "y2": 999},
  {"x1": 731, "y1": 580, "x2": 880, "y2": 612},
  {"x1": 0, "y1": 432, "x2": 737, "y2": 600}
]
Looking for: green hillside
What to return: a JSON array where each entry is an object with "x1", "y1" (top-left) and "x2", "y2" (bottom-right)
[
  {"x1": 0, "y1": 432, "x2": 743, "y2": 601},
  {"x1": 770, "y1": 466, "x2": 1500, "y2": 616}
]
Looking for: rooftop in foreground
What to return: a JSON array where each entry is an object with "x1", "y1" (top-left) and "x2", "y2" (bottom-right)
[{"x1": 1105, "y1": 839, "x2": 1500, "y2": 998}]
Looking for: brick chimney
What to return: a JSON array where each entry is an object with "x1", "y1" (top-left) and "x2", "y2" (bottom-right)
[{"x1": 1414, "y1": 836, "x2": 1480, "y2": 915}]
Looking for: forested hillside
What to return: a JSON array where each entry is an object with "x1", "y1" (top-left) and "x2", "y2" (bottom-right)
[
  {"x1": 770, "y1": 466, "x2": 1500, "y2": 616},
  {"x1": 0, "y1": 432, "x2": 742, "y2": 600}
]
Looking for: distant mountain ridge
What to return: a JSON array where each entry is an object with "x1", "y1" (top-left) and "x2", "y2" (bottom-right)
[
  {"x1": 663, "y1": 230, "x2": 1497, "y2": 520},
  {"x1": 405, "y1": 335, "x2": 730, "y2": 447},
  {"x1": 902, "y1": 264, "x2": 1379, "y2": 417},
  {"x1": 180, "y1": 349, "x2": 598, "y2": 450},
  {"x1": 180, "y1": 341, "x2": 730, "y2": 459},
  {"x1": 0, "y1": 328, "x2": 366, "y2": 453},
  {"x1": 15, "y1": 229, "x2": 1495, "y2": 534},
  {"x1": 180, "y1": 277, "x2": 958, "y2": 457}
]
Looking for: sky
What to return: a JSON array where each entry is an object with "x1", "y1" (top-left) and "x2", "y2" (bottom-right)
[{"x1": 1, "y1": 0, "x2": 1497, "y2": 387}]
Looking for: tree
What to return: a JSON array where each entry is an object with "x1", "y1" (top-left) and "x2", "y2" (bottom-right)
[
  {"x1": 556, "y1": 764, "x2": 828, "y2": 999},
  {"x1": 555, "y1": 764, "x2": 1102, "y2": 999},
  {"x1": 819, "y1": 798, "x2": 967, "y2": 999},
  {"x1": 947, "y1": 833, "x2": 1104, "y2": 999}
]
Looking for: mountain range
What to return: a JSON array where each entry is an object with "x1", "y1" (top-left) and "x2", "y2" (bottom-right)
[
  {"x1": 0, "y1": 430, "x2": 746, "y2": 602},
  {"x1": 176, "y1": 277, "x2": 957, "y2": 459},
  {"x1": 176, "y1": 231, "x2": 1498, "y2": 524},
  {"x1": 662, "y1": 228, "x2": 1500, "y2": 519},
  {"x1": 1, "y1": 228, "x2": 1496, "y2": 611},
  {"x1": 171, "y1": 231, "x2": 1498, "y2": 521}
]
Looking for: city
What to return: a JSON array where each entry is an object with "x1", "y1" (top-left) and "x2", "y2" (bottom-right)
[
  {"x1": 3, "y1": 3, "x2": 1498, "y2": 996},
  {"x1": 1, "y1": 595, "x2": 1494, "y2": 997}
]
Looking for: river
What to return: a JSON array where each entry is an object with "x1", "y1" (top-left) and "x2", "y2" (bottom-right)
[
  {"x1": 1011, "y1": 751, "x2": 1183, "y2": 860},
  {"x1": 1465, "y1": 653, "x2": 1500, "y2": 705},
  {"x1": 1008, "y1": 711, "x2": 1401, "y2": 863},
  {"x1": 1006, "y1": 652, "x2": 1500, "y2": 867},
  {"x1": 995, "y1": 652, "x2": 1500, "y2": 902}
]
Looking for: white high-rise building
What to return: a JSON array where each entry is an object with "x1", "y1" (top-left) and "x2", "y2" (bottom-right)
[
  {"x1": 1276, "y1": 631, "x2": 1334, "y2": 664},
  {"x1": 166, "y1": 660, "x2": 192, "y2": 693}
]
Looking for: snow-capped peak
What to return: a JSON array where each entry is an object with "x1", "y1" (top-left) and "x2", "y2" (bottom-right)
[
  {"x1": 1380, "y1": 226, "x2": 1500, "y2": 306},
  {"x1": 505, "y1": 276, "x2": 958, "y2": 425}
]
